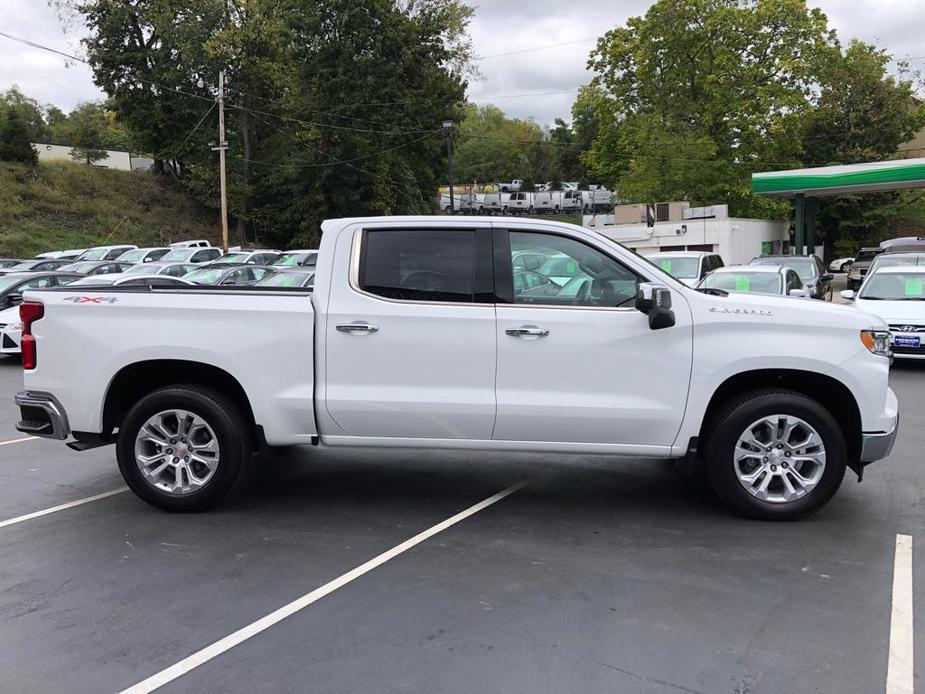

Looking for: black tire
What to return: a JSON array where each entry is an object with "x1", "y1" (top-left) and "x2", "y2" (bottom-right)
[
  {"x1": 444, "y1": 206, "x2": 452, "y2": 215},
  {"x1": 116, "y1": 385, "x2": 253, "y2": 512},
  {"x1": 528, "y1": 206, "x2": 535, "y2": 214},
  {"x1": 840, "y1": 262, "x2": 850, "y2": 273},
  {"x1": 703, "y1": 389, "x2": 847, "y2": 520}
]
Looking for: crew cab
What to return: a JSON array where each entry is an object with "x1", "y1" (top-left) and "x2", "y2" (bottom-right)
[{"x1": 14, "y1": 217, "x2": 899, "y2": 520}]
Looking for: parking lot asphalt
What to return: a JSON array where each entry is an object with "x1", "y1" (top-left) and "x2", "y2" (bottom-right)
[{"x1": 0, "y1": 341, "x2": 922, "y2": 693}]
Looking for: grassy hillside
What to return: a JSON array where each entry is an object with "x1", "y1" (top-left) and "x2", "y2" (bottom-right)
[{"x1": 0, "y1": 161, "x2": 221, "y2": 258}]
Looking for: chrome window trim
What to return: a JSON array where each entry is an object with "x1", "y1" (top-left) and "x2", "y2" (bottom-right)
[{"x1": 348, "y1": 226, "x2": 640, "y2": 313}]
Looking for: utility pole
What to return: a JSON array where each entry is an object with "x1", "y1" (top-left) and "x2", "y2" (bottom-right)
[
  {"x1": 443, "y1": 120, "x2": 455, "y2": 215},
  {"x1": 211, "y1": 70, "x2": 230, "y2": 252}
]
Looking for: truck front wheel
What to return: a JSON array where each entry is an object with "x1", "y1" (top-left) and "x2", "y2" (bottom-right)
[
  {"x1": 703, "y1": 389, "x2": 846, "y2": 520},
  {"x1": 116, "y1": 385, "x2": 253, "y2": 512}
]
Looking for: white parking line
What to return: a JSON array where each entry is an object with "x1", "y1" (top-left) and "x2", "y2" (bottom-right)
[
  {"x1": 0, "y1": 436, "x2": 37, "y2": 447},
  {"x1": 886, "y1": 534, "x2": 914, "y2": 694},
  {"x1": 120, "y1": 481, "x2": 527, "y2": 694},
  {"x1": 0, "y1": 487, "x2": 128, "y2": 530}
]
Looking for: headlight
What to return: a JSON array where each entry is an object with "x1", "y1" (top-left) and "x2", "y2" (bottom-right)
[
  {"x1": 8, "y1": 322, "x2": 22, "y2": 332},
  {"x1": 860, "y1": 330, "x2": 891, "y2": 357}
]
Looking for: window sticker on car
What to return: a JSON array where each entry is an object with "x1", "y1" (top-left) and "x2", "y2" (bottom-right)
[
  {"x1": 660, "y1": 260, "x2": 672, "y2": 272},
  {"x1": 905, "y1": 277, "x2": 923, "y2": 296},
  {"x1": 566, "y1": 260, "x2": 577, "y2": 274},
  {"x1": 735, "y1": 276, "x2": 750, "y2": 291}
]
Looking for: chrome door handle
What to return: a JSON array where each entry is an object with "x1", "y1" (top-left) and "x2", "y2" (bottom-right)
[
  {"x1": 336, "y1": 322, "x2": 379, "y2": 334},
  {"x1": 505, "y1": 326, "x2": 549, "y2": 337}
]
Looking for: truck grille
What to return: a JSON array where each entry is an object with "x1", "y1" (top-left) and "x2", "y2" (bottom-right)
[
  {"x1": 892, "y1": 345, "x2": 925, "y2": 355},
  {"x1": 889, "y1": 324, "x2": 925, "y2": 333}
]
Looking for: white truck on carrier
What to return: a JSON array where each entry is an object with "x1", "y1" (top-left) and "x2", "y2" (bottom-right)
[{"x1": 15, "y1": 216, "x2": 898, "y2": 520}]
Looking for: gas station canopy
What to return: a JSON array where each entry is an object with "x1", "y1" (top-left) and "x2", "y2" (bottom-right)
[{"x1": 752, "y1": 157, "x2": 925, "y2": 198}]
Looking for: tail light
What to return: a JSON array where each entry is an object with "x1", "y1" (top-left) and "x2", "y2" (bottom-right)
[{"x1": 20, "y1": 301, "x2": 44, "y2": 370}]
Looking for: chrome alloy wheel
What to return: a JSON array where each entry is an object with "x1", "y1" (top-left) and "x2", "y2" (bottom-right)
[
  {"x1": 733, "y1": 414, "x2": 826, "y2": 504},
  {"x1": 133, "y1": 409, "x2": 220, "y2": 496}
]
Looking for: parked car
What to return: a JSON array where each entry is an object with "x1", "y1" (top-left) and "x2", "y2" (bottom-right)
[
  {"x1": 254, "y1": 269, "x2": 315, "y2": 288},
  {"x1": 0, "y1": 271, "x2": 84, "y2": 310},
  {"x1": 113, "y1": 275, "x2": 196, "y2": 287},
  {"x1": 698, "y1": 266, "x2": 807, "y2": 297},
  {"x1": 498, "y1": 180, "x2": 523, "y2": 193},
  {"x1": 880, "y1": 236, "x2": 925, "y2": 254},
  {"x1": 860, "y1": 252, "x2": 925, "y2": 292},
  {"x1": 210, "y1": 250, "x2": 281, "y2": 266},
  {"x1": 503, "y1": 192, "x2": 532, "y2": 214},
  {"x1": 185, "y1": 264, "x2": 276, "y2": 286},
  {"x1": 58, "y1": 261, "x2": 133, "y2": 276},
  {"x1": 35, "y1": 249, "x2": 86, "y2": 260},
  {"x1": 158, "y1": 247, "x2": 222, "y2": 264},
  {"x1": 829, "y1": 256, "x2": 854, "y2": 273},
  {"x1": 647, "y1": 251, "x2": 725, "y2": 287},
  {"x1": 75, "y1": 245, "x2": 138, "y2": 261},
  {"x1": 847, "y1": 247, "x2": 884, "y2": 291},
  {"x1": 17, "y1": 216, "x2": 897, "y2": 520},
  {"x1": 748, "y1": 255, "x2": 833, "y2": 300},
  {"x1": 115, "y1": 247, "x2": 171, "y2": 264},
  {"x1": 169, "y1": 239, "x2": 213, "y2": 248},
  {"x1": 0, "y1": 304, "x2": 23, "y2": 356},
  {"x1": 271, "y1": 251, "x2": 318, "y2": 268},
  {"x1": 0, "y1": 259, "x2": 72, "y2": 275},
  {"x1": 842, "y1": 265, "x2": 925, "y2": 359},
  {"x1": 0, "y1": 259, "x2": 22, "y2": 269}
]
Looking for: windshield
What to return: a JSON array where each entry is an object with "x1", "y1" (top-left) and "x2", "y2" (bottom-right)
[
  {"x1": 870, "y1": 255, "x2": 925, "y2": 272},
  {"x1": 650, "y1": 256, "x2": 700, "y2": 279},
  {"x1": 256, "y1": 271, "x2": 313, "y2": 287},
  {"x1": 0, "y1": 276, "x2": 25, "y2": 293},
  {"x1": 702, "y1": 271, "x2": 782, "y2": 294},
  {"x1": 751, "y1": 257, "x2": 815, "y2": 281},
  {"x1": 860, "y1": 271, "x2": 925, "y2": 300},
  {"x1": 123, "y1": 263, "x2": 159, "y2": 275},
  {"x1": 159, "y1": 250, "x2": 193, "y2": 262},
  {"x1": 10, "y1": 261, "x2": 40, "y2": 270},
  {"x1": 272, "y1": 252, "x2": 316, "y2": 267},
  {"x1": 117, "y1": 250, "x2": 150, "y2": 263},
  {"x1": 60, "y1": 262, "x2": 102, "y2": 273},
  {"x1": 213, "y1": 253, "x2": 249, "y2": 264},
  {"x1": 185, "y1": 268, "x2": 227, "y2": 284},
  {"x1": 78, "y1": 249, "x2": 109, "y2": 261},
  {"x1": 855, "y1": 249, "x2": 880, "y2": 262}
]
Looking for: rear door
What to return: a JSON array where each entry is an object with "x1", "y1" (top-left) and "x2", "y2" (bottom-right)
[
  {"x1": 492, "y1": 225, "x2": 693, "y2": 448},
  {"x1": 324, "y1": 224, "x2": 497, "y2": 439}
]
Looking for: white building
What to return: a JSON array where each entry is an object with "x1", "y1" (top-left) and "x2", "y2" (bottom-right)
[
  {"x1": 32, "y1": 142, "x2": 134, "y2": 171},
  {"x1": 583, "y1": 202, "x2": 790, "y2": 266}
]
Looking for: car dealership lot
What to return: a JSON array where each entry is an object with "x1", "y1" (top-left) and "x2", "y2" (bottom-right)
[{"x1": 0, "y1": 358, "x2": 922, "y2": 693}]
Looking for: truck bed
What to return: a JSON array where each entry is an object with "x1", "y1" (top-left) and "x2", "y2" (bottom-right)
[{"x1": 21, "y1": 285, "x2": 317, "y2": 445}]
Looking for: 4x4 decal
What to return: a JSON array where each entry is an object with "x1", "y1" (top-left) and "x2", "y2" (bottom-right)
[{"x1": 62, "y1": 296, "x2": 118, "y2": 304}]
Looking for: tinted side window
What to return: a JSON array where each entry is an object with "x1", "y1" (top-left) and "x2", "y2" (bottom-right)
[
  {"x1": 360, "y1": 229, "x2": 479, "y2": 303},
  {"x1": 713, "y1": 255, "x2": 724, "y2": 269}
]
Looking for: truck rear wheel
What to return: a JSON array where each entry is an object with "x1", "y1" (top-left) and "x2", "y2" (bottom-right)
[
  {"x1": 116, "y1": 385, "x2": 253, "y2": 512},
  {"x1": 703, "y1": 389, "x2": 846, "y2": 520}
]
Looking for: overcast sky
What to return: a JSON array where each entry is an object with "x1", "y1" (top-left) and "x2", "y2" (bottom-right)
[{"x1": 1, "y1": 0, "x2": 922, "y2": 126}]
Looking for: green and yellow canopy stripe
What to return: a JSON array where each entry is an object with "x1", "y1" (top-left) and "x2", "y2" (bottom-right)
[{"x1": 752, "y1": 158, "x2": 925, "y2": 198}]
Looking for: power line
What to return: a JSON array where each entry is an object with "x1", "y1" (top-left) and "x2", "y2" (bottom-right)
[
  {"x1": 477, "y1": 37, "x2": 597, "y2": 60},
  {"x1": 167, "y1": 100, "x2": 217, "y2": 158}
]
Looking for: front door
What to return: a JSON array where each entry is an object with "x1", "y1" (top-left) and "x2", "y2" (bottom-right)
[
  {"x1": 492, "y1": 226, "x2": 693, "y2": 448},
  {"x1": 324, "y1": 225, "x2": 497, "y2": 440}
]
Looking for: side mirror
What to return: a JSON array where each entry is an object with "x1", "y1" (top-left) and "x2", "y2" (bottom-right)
[
  {"x1": 821, "y1": 273, "x2": 834, "y2": 282},
  {"x1": 635, "y1": 282, "x2": 675, "y2": 330},
  {"x1": 840, "y1": 289, "x2": 856, "y2": 301},
  {"x1": 789, "y1": 288, "x2": 808, "y2": 297},
  {"x1": 7, "y1": 293, "x2": 22, "y2": 307}
]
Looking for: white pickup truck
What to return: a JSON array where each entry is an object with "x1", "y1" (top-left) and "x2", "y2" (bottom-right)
[{"x1": 15, "y1": 217, "x2": 898, "y2": 519}]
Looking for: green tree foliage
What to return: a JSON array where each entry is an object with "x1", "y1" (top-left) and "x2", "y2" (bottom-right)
[
  {"x1": 0, "y1": 107, "x2": 39, "y2": 165},
  {"x1": 58, "y1": 0, "x2": 472, "y2": 246},
  {"x1": 0, "y1": 87, "x2": 48, "y2": 142},
  {"x1": 802, "y1": 41, "x2": 925, "y2": 250},
  {"x1": 67, "y1": 102, "x2": 109, "y2": 165},
  {"x1": 583, "y1": 0, "x2": 833, "y2": 217}
]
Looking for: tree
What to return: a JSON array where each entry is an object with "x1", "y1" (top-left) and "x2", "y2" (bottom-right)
[
  {"x1": 68, "y1": 102, "x2": 108, "y2": 165},
  {"x1": 582, "y1": 0, "x2": 833, "y2": 217},
  {"x1": 803, "y1": 40, "x2": 925, "y2": 250},
  {"x1": 0, "y1": 86, "x2": 47, "y2": 141},
  {"x1": 0, "y1": 107, "x2": 39, "y2": 164}
]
